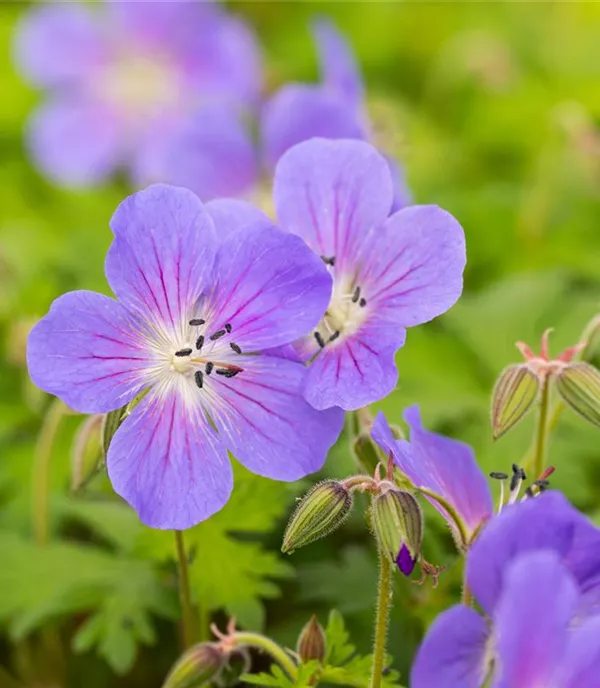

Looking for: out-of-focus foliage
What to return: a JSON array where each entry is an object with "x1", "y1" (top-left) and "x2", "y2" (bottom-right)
[{"x1": 1, "y1": 1, "x2": 600, "y2": 686}]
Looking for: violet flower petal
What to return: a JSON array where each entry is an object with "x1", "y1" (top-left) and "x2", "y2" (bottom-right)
[
  {"x1": 262, "y1": 85, "x2": 364, "y2": 169},
  {"x1": 372, "y1": 408, "x2": 493, "y2": 538},
  {"x1": 27, "y1": 97, "x2": 122, "y2": 186},
  {"x1": 359, "y1": 205, "x2": 466, "y2": 327},
  {"x1": 492, "y1": 551, "x2": 577, "y2": 688},
  {"x1": 205, "y1": 198, "x2": 272, "y2": 240},
  {"x1": 560, "y1": 615, "x2": 600, "y2": 687},
  {"x1": 411, "y1": 605, "x2": 489, "y2": 688},
  {"x1": 106, "y1": 184, "x2": 217, "y2": 329},
  {"x1": 13, "y1": 3, "x2": 109, "y2": 87},
  {"x1": 209, "y1": 355, "x2": 344, "y2": 481},
  {"x1": 202, "y1": 223, "x2": 332, "y2": 351},
  {"x1": 107, "y1": 389, "x2": 232, "y2": 530},
  {"x1": 26, "y1": 290, "x2": 152, "y2": 414},
  {"x1": 274, "y1": 138, "x2": 393, "y2": 272},
  {"x1": 303, "y1": 318, "x2": 406, "y2": 411},
  {"x1": 396, "y1": 543, "x2": 416, "y2": 576}
]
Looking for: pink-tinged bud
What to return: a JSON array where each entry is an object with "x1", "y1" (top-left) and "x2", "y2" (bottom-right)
[
  {"x1": 491, "y1": 364, "x2": 539, "y2": 439},
  {"x1": 296, "y1": 615, "x2": 326, "y2": 663},
  {"x1": 162, "y1": 642, "x2": 225, "y2": 688},
  {"x1": 371, "y1": 488, "x2": 422, "y2": 572},
  {"x1": 555, "y1": 362, "x2": 600, "y2": 427},
  {"x1": 282, "y1": 480, "x2": 353, "y2": 554}
]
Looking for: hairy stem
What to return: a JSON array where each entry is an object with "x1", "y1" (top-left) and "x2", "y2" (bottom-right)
[
  {"x1": 174, "y1": 530, "x2": 196, "y2": 649},
  {"x1": 370, "y1": 553, "x2": 393, "y2": 688},
  {"x1": 233, "y1": 632, "x2": 298, "y2": 680},
  {"x1": 533, "y1": 377, "x2": 551, "y2": 478},
  {"x1": 33, "y1": 399, "x2": 67, "y2": 544}
]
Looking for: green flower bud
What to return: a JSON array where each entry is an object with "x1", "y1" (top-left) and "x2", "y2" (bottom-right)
[
  {"x1": 162, "y1": 642, "x2": 225, "y2": 688},
  {"x1": 491, "y1": 364, "x2": 539, "y2": 439},
  {"x1": 556, "y1": 362, "x2": 600, "y2": 428},
  {"x1": 371, "y1": 487, "x2": 422, "y2": 568},
  {"x1": 296, "y1": 615, "x2": 326, "y2": 663},
  {"x1": 352, "y1": 433, "x2": 381, "y2": 474},
  {"x1": 282, "y1": 480, "x2": 353, "y2": 554}
]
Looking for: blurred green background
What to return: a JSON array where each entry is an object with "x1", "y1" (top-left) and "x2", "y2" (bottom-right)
[{"x1": 1, "y1": 1, "x2": 600, "y2": 686}]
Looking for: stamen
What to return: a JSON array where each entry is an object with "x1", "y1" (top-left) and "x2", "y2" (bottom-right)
[
  {"x1": 205, "y1": 362, "x2": 214, "y2": 375},
  {"x1": 216, "y1": 368, "x2": 240, "y2": 378},
  {"x1": 352, "y1": 286, "x2": 361, "y2": 303},
  {"x1": 194, "y1": 370, "x2": 204, "y2": 389},
  {"x1": 524, "y1": 486, "x2": 535, "y2": 499},
  {"x1": 489, "y1": 472, "x2": 508, "y2": 480},
  {"x1": 175, "y1": 348, "x2": 192, "y2": 357},
  {"x1": 230, "y1": 342, "x2": 242, "y2": 355},
  {"x1": 210, "y1": 329, "x2": 226, "y2": 341},
  {"x1": 328, "y1": 331, "x2": 340, "y2": 343},
  {"x1": 224, "y1": 323, "x2": 232, "y2": 333},
  {"x1": 189, "y1": 318, "x2": 205, "y2": 326},
  {"x1": 321, "y1": 255, "x2": 336, "y2": 266},
  {"x1": 534, "y1": 479, "x2": 550, "y2": 492},
  {"x1": 490, "y1": 472, "x2": 508, "y2": 513},
  {"x1": 195, "y1": 335, "x2": 204, "y2": 351},
  {"x1": 508, "y1": 464, "x2": 526, "y2": 504},
  {"x1": 314, "y1": 331, "x2": 325, "y2": 349},
  {"x1": 359, "y1": 297, "x2": 367, "y2": 308}
]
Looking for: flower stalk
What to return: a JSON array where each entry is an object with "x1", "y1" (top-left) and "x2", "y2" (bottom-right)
[
  {"x1": 370, "y1": 552, "x2": 393, "y2": 688},
  {"x1": 233, "y1": 632, "x2": 298, "y2": 680},
  {"x1": 532, "y1": 376, "x2": 551, "y2": 479},
  {"x1": 174, "y1": 530, "x2": 196, "y2": 649}
]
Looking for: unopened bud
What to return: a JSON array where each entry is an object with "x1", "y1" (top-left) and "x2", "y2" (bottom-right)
[
  {"x1": 162, "y1": 642, "x2": 224, "y2": 688},
  {"x1": 491, "y1": 364, "x2": 539, "y2": 439},
  {"x1": 556, "y1": 362, "x2": 600, "y2": 428},
  {"x1": 352, "y1": 434, "x2": 381, "y2": 474},
  {"x1": 371, "y1": 488, "x2": 422, "y2": 574},
  {"x1": 282, "y1": 480, "x2": 353, "y2": 554},
  {"x1": 296, "y1": 615, "x2": 326, "y2": 663},
  {"x1": 102, "y1": 391, "x2": 147, "y2": 456}
]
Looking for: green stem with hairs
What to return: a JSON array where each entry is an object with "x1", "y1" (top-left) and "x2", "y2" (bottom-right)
[
  {"x1": 370, "y1": 553, "x2": 393, "y2": 688},
  {"x1": 33, "y1": 399, "x2": 67, "y2": 544},
  {"x1": 532, "y1": 377, "x2": 551, "y2": 479},
  {"x1": 174, "y1": 530, "x2": 196, "y2": 649},
  {"x1": 233, "y1": 632, "x2": 298, "y2": 680},
  {"x1": 417, "y1": 486, "x2": 470, "y2": 549}
]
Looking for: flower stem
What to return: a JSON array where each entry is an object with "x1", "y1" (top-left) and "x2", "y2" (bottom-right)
[
  {"x1": 370, "y1": 552, "x2": 393, "y2": 688},
  {"x1": 532, "y1": 377, "x2": 551, "y2": 478},
  {"x1": 233, "y1": 632, "x2": 298, "y2": 680},
  {"x1": 174, "y1": 530, "x2": 195, "y2": 649},
  {"x1": 33, "y1": 399, "x2": 67, "y2": 545}
]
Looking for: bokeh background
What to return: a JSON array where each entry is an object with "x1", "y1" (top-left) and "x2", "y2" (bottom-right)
[{"x1": 2, "y1": 1, "x2": 600, "y2": 686}]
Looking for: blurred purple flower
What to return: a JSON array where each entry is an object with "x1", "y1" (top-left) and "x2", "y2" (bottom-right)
[
  {"x1": 262, "y1": 18, "x2": 411, "y2": 209},
  {"x1": 411, "y1": 492, "x2": 600, "y2": 688},
  {"x1": 14, "y1": 1, "x2": 261, "y2": 198},
  {"x1": 274, "y1": 138, "x2": 465, "y2": 411},
  {"x1": 372, "y1": 406, "x2": 494, "y2": 542},
  {"x1": 27, "y1": 184, "x2": 343, "y2": 529}
]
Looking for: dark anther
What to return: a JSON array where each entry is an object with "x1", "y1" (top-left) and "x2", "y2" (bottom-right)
[
  {"x1": 328, "y1": 330, "x2": 340, "y2": 343},
  {"x1": 534, "y1": 479, "x2": 551, "y2": 492},
  {"x1": 205, "y1": 362, "x2": 214, "y2": 375},
  {"x1": 314, "y1": 331, "x2": 325, "y2": 348},
  {"x1": 230, "y1": 342, "x2": 242, "y2": 354},
  {"x1": 224, "y1": 323, "x2": 232, "y2": 333},
  {"x1": 195, "y1": 335, "x2": 204, "y2": 351},
  {"x1": 216, "y1": 368, "x2": 240, "y2": 378},
  {"x1": 489, "y1": 471, "x2": 508, "y2": 480},
  {"x1": 352, "y1": 286, "x2": 361, "y2": 303},
  {"x1": 210, "y1": 329, "x2": 226, "y2": 341},
  {"x1": 175, "y1": 348, "x2": 192, "y2": 357},
  {"x1": 509, "y1": 473, "x2": 520, "y2": 492},
  {"x1": 194, "y1": 370, "x2": 204, "y2": 389},
  {"x1": 525, "y1": 486, "x2": 535, "y2": 499},
  {"x1": 511, "y1": 463, "x2": 519, "y2": 474},
  {"x1": 359, "y1": 297, "x2": 367, "y2": 307},
  {"x1": 321, "y1": 255, "x2": 336, "y2": 266},
  {"x1": 189, "y1": 318, "x2": 205, "y2": 326}
]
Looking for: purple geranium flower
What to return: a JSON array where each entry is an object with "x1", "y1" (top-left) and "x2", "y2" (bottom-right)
[
  {"x1": 273, "y1": 138, "x2": 466, "y2": 411},
  {"x1": 262, "y1": 19, "x2": 411, "y2": 211},
  {"x1": 27, "y1": 184, "x2": 344, "y2": 529},
  {"x1": 372, "y1": 406, "x2": 494, "y2": 544},
  {"x1": 14, "y1": 1, "x2": 260, "y2": 198},
  {"x1": 411, "y1": 492, "x2": 600, "y2": 687}
]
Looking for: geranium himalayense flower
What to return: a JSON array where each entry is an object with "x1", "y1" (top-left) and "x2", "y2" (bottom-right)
[
  {"x1": 27, "y1": 185, "x2": 344, "y2": 529},
  {"x1": 411, "y1": 492, "x2": 600, "y2": 688},
  {"x1": 14, "y1": 1, "x2": 260, "y2": 198},
  {"x1": 262, "y1": 19, "x2": 411, "y2": 211},
  {"x1": 274, "y1": 138, "x2": 466, "y2": 411}
]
